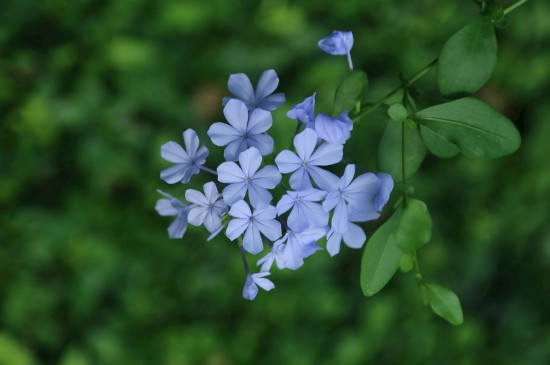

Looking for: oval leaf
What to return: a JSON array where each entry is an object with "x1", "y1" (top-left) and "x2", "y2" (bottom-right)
[
  {"x1": 437, "y1": 16, "x2": 497, "y2": 97},
  {"x1": 425, "y1": 282, "x2": 464, "y2": 325},
  {"x1": 361, "y1": 210, "x2": 403, "y2": 296},
  {"x1": 334, "y1": 70, "x2": 369, "y2": 116},
  {"x1": 395, "y1": 199, "x2": 432, "y2": 252},
  {"x1": 411, "y1": 97, "x2": 521, "y2": 158},
  {"x1": 388, "y1": 103, "x2": 408, "y2": 122},
  {"x1": 378, "y1": 120, "x2": 427, "y2": 182},
  {"x1": 420, "y1": 125, "x2": 460, "y2": 158}
]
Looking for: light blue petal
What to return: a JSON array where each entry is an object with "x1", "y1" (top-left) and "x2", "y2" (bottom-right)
[
  {"x1": 247, "y1": 109, "x2": 272, "y2": 134},
  {"x1": 294, "y1": 128, "x2": 317, "y2": 161},
  {"x1": 203, "y1": 210, "x2": 222, "y2": 233},
  {"x1": 307, "y1": 166, "x2": 339, "y2": 191},
  {"x1": 332, "y1": 200, "x2": 349, "y2": 233},
  {"x1": 161, "y1": 141, "x2": 190, "y2": 163},
  {"x1": 375, "y1": 173, "x2": 394, "y2": 211},
  {"x1": 301, "y1": 201, "x2": 329, "y2": 228},
  {"x1": 242, "y1": 275, "x2": 258, "y2": 300},
  {"x1": 252, "y1": 272, "x2": 275, "y2": 291},
  {"x1": 252, "y1": 165, "x2": 281, "y2": 189},
  {"x1": 343, "y1": 222, "x2": 366, "y2": 248},
  {"x1": 182, "y1": 129, "x2": 199, "y2": 156},
  {"x1": 318, "y1": 30, "x2": 354, "y2": 55},
  {"x1": 207, "y1": 122, "x2": 241, "y2": 146},
  {"x1": 202, "y1": 181, "x2": 219, "y2": 203},
  {"x1": 238, "y1": 147, "x2": 262, "y2": 178},
  {"x1": 217, "y1": 161, "x2": 245, "y2": 183},
  {"x1": 160, "y1": 164, "x2": 197, "y2": 184},
  {"x1": 308, "y1": 141, "x2": 343, "y2": 166},
  {"x1": 187, "y1": 206, "x2": 208, "y2": 226},
  {"x1": 223, "y1": 138, "x2": 248, "y2": 161},
  {"x1": 168, "y1": 214, "x2": 188, "y2": 239},
  {"x1": 255, "y1": 217, "x2": 281, "y2": 241},
  {"x1": 258, "y1": 93, "x2": 286, "y2": 111},
  {"x1": 185, "y1": 188, "x2": 208, "y2": 206},
  {"x1": 226, "y1": 217, "x2": 249, "y2": 240},
  {"x1": 326, "y1": 230, "x2": 342, "y2": 256},
  {"x1": 289, "y1": 168, "x2": 312, "y2": 190},
  {"x1": 322, "y1": 190, "x2": 341, "y2": 212},
  {"x1": 194, "y1": 145, "x2": 209, "y2": 166},
  {"x1": 155, "y1": 199, "x2": 177, "y2": 216},
  {"x1": 223, "y1": 99, "x2": 249, "y2": 133},
  {"x1": 228, "y1": 200, "x2": 251, "y2": 218},
  {"x1": 222, "y1": 182, "x2": 248, "y2": 206},
  {"x1": 247, "y1": 184, "x2": 273, "y2": 208},
  {"x1": 228, "y1": 73, "x2": 255, "y2": 105},
  {"x1": 275, "y1": 150, "x2": 302, "y2": 173},
  {"x1": 247, "y1": 133, "x2": 274, "y2": 156},
  {"x1": 243, "y1": 224, "x2": 263, "y2": 254},
  {"x1": 314, "y1": 113, "x2": 350, "y2": 145},
  {"x1": 276, "y1": 194, "x2": 295, "y2": 215},
  {"x1": 255, "y1": 69, "x2": 279, "y2": 101}
]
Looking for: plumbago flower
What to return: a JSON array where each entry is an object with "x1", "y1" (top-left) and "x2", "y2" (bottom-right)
[
  {"x1": 223, "y1": 69, "x2": 286, "y2": 112},
  {"x1": 275, "y1": 128, "x2": 342, "y2": 191},
  {"x1": 217, "y1": 147, "x2": 281, "y2": 208},
  {"x1": 208, "y1": 99, "x2": 274, "y2": 161},
  {"x1": 156, "y1": 31, "x2": 396, "y2": 300},
  {"x1": 160, "y1": 129, "x2": 209, "y2": 184}
]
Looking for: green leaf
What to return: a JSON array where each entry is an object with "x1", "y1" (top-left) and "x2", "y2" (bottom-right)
[
  {"x1": 361, "y1": 210, "x2": 403, "y2": 296},
  {"x1": 333, "y1": 70, "x2": 368, "y2": 116},
  {"x1": 437, "y1": 16, "x2": 497, "y2": 97},
  {"x1": 387, "y1": 103, "x2": 408, "y2": 122},
  {"x1": 378, "y1": 120, "x2": 426, "y2": 182},
  {"x1": 395, "y1": 199, "x2": 432, "y2": 252},
  {"x1": 425, "y1": 282, "x2": 464, "y2": 325},
  {"x1": 420, "y1": 125, "x2": 460, "y2": 158},
  {"x1": 411, "y1": 97, "x2": 521, "y2": 158},
  {"x1": 399, "y1": 253, "x2": 414, "y2": 273}
]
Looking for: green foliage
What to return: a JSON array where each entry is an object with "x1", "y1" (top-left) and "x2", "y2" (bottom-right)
[
  {"x1": 333, "y1": 70, "x2": 368, "y2": 115},
  {"x1": 424, "y1": 282, "x2": 464, "y2": 325},
  {"x1": 387, "y1": 103, "x2": 408, "y2": 122},
  {"x1": 378, "y1": 120, "x2": 426, "y2": 182},
  {"x1": 361, "y1": 210, "x2": 403, "y2": 296},
  {"x1": 437, "y1": 16, "x2": 497, "y2": 97},
  {"x1": 412, "y1": 97, "x2": 521, "y2": 158},
  {"x1": 395, "y1": 199, "x2": 432, "y2": 252}
]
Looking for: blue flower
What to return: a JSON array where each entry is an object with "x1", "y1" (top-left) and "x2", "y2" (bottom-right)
[
  {"x1": 287, "y1": 93, "x2": 316, "y2": 129},
  {"x1": 275, "y1": 128, "x2": 342, "y2": 190},
  {"x1": 226, "y1": 200, "x2": 282, "y2": 254},
  {"x1": 155, "y1": 190, "x2": 190, "y2": 239},
  {"x1": 243, "y1": 272, "x2": 275, "y2": 300},
  {"x1": 217, "y1": 147, "x2": 281, "y2": 208},
  {"x1": 314, "y1": 111, "x2": 353, "y2": 145},
  {"x1": 276, "y1": 188, "x2": 328, "y2": 232},
  {"x1": 318, "y1": 30, "x2": 354, "y2": 70},
  {"x1": 375, "y1": 172, "x2": 394, "y2": 211},
  {"x1": 223, "y1": 69, "x2": 286, "y2": 112},
  {"x1": 185, "y1": 182, "x2": 228, "y2": 233},
  {"x1": 323, "y1": 164, "x2": 382, "y2": 232},
  {"x1": 256, "y1": 240, "x2": 286, "y2": 272},
  {"x1": 160, "y1": 129, "x2": 209, "y2": 184},
  {"x1": 208, "y1": 99, "x2": 274, "y2": 162},
  {"x1": 326, "y1": 223, "x2": 366, "y2": 257}
]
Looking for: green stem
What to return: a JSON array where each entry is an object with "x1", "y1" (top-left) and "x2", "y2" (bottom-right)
[
  {"x1": 352, "y1": 58, "x2": 437, "y2": 122},
  {"x1": 504, "y1": 0, "x2": 529, "y2": 15},
  {"x1": 401, "y1": 120, "x2": 408, "y2": 206}
]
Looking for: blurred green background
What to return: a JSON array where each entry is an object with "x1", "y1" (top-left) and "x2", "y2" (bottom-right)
[{"x1": 1, "y1": 0, "x2": 549, "y2": 364}]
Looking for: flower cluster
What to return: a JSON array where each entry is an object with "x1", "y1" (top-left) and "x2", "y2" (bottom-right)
[{"x1": 156, "y1": 32, "x2": 394, "y2": 300}]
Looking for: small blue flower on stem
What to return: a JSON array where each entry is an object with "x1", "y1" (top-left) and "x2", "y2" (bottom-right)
[
  {"x1": 318, "y1": 30, "x2": 354, "y2": 70},
  {"x1": 275, "y1": 128, "x2": 342, "y2": 191},
  {"x1": 223, "y1": 69, "x2": 286, "y2": 112},
  {"x1": 185, "y1": 182, "x2": 228, "y2": 233},
  {"x1": 243, "y1": 272, "x2": 275, "y2": 300},
  {"x1": 226, "y1": 200, "x2": 282, "y2": 254},
  {"x1": 278, "y1": 228, "x2": 325, "y2": 270},
  {"x1": 287, "y1": 93, "x2": 316, "y2": 129},
  {"x1": 217, "y1": 147, "x2": 282, "y2": 208},
  {"x1": 155, "y1": 190, "x2": 191, "y2": 239},
  {"x1": 208, "y1": 99, "x2": 274, "y2": 161},
  {"x1": 314, "y1": 111, "x2": 353, "y2": 145},
  {"x1": 160, "y1": 129, "x2": 209, "y2": 184},
  {"x1": 276, "y1": 188, "x2": 328, "y2": 232}
]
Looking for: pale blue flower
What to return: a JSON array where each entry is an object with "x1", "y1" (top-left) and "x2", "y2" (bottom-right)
[
  {"x1": 276, "y1": 188, "x2": 328, "y2": 232},
  {"x1": 314, "y1": 111, "x2": 353, "y2": 145},
  {"x1": 217, "y1": 147, "x2": 282, "y2": 208},
  {"x1": 287, "y1": 93, "x2": 316, "y2": 129},
  {"x1": 256, "y1": 240, "x2": 286, "y2": 272},
  {"x1": 185, "y1": 182, "x2": 228, "y2": 233},
  {"x1": 243, "y1": 272, "x2": 275, "y2": 300},
  {"x1": 375, "y1": 173, "x2": 394, "y2": 211},
  {"x1": 323, "y1": 164, "x2": 381, "y2": 232},
  {"x1": 160, "y1": 129, "x2": 209, "y2": 184},
  {"x1": 226, "y1": 200, "x2": 282, "y2": 254},
  {"x1": 155, "y1": 190, "x2": 190, "y2": 239},
  {"x1": 318, "y1": 30, "x2": 354, "y2": 70},
  {"x1": 275, "y1": 128, "x2": 342, "y2": 190},
  {"x1": 208, "y1": 99, "x2": 274, "y2": 161},
  {"x1": 326, "y1": 223, "x2": 366, "y2": 257},
  {"x1": 223, "y1": 69, "x2": 286, "y2": 112}
]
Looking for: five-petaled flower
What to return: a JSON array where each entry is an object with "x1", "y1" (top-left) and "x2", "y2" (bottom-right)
[
  {"x1": 223, "y1": 69, "x2": 286, "y2": 112},
  {"x1": 155, "y1": 190, "x2": 191, "y2": 239},
  {"x1": 185, "y1": 182, "x2": 228, "y2": 233},
  {"x1": 217, "y1": 147, "x2": 281, "y2": 208},
  {"x1": 287, "y1": 93, "x2": 316, "y2": 129},
  {"x1": 315, "y1": 111, "x2": 353, "y2": 145},
  {"x1": 208, "y1": 99, "x2": 274, "y2": 161},
  {"x1": 226, "y1": 200, "x2": 282, "y2": 254},
  {"x1": 242, "y1": 272, "x2": 275, "y2": 300},
  {"x1": 318, "y1": 30, "x2": 354, "y2": 70},
  {"x1": 160, "y1": 129, "x2": 209, "y2": 184}
]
